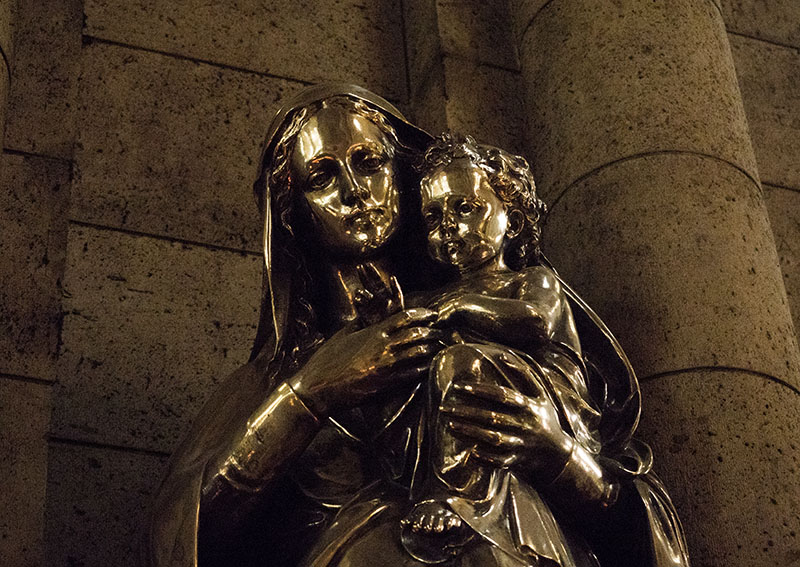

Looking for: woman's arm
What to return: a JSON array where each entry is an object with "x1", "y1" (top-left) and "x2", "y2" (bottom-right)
[{"x1": 198, "y1": 308, "x2": 446, "y2": 525}]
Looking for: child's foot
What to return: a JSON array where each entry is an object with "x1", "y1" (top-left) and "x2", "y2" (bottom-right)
[
  {"x1": 400, "y1": 500, "x2": 475, "y2": 564},
  {"x1": 403, "y1": 500, "x2": 464, "y2": 534}
]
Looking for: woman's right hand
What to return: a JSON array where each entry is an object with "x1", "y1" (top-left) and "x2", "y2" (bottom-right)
[{"x1": 288, "y1": 308, "x2": 445, "y2": 417}]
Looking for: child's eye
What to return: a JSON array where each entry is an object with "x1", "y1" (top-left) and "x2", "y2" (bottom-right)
[
  {"x1": 457, "y1": 201, "x2": 474, "y2": 215},
  {"x1": 424, "y1": 209, "x2": 442, "y2": 229}
]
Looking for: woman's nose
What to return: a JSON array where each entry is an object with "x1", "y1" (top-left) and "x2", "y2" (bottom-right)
[{"x1": 339, "y1": 168, "x2": 369, "y2": 206}]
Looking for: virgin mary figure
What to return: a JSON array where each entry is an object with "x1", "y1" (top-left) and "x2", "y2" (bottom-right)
[{"x1": 143, "y1": 84, "x2": 689, "y2": 567}]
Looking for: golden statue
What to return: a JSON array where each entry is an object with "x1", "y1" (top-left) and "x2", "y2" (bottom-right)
[{"x1": 143, "y1": 84, "x2": 690, "y2": 567}]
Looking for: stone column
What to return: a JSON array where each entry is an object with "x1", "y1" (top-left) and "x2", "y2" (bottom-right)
[{"x1": 509, "y1": 0, "x2": 800, "y2": 565}]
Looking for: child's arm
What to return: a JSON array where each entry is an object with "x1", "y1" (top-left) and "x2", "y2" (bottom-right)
[{"x1": 435, "y1": 266, "x2": 565, "y2": 348}]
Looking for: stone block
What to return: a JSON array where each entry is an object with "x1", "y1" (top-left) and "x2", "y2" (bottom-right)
[
  {"x1": 517, "y1": 0, "x2": 757, "y2": 202},
  {"x1": 544, "y1": 153, "x2": 800, "y2": 385},
  {"x1": 0, "y1": 153, "x2": 70, "y2": 381},
  {"x1": 404, "y1": 0, "x2": 442, "y2": 105},
  {"x1": 730, "y1": 34, "x2": 800, "y2": 191},
  {"x1": 436, "y1": 0, "x2": 519, "y2": 70},
  {"x1": 442, "y1": 57, "x2": 527, "y2": 155},
  {"x1": 512, "y1": 0, "x2": 724, "y2": 47},
  {"x1": 638, "y1": 370, "x2": 800, "y2": 567},
  {"x1": 508, "y1": 0, "x2": 548, "y2": 46},
  {"x1": 408, "y1": 53, "x2": 448, "y2": 136},
  {"x1": 0, "y1": 53, "x2": 7, "y2": 143},
  {"x1": 765, "y1": 185, "x2": 800, "y2": 336},
  {"x1": 83, "y1": 0, "x2": 407, "y2": 101},
  {"x1": 53, "y1": 223, "x2": 261, "y2": 452},
  {"x1": 72, "y1": 41, "x2": 303, "y2": 250},
  {"x1": 45, "y1": 442, "x2": 167, "y2": 567},
  {"x1": 4, "y1": 0, "x2": 83, "y2": 159},
  {"x1": 0, "y1": 377, "x2": 51, "y2": 567},
  {"x1": 722, "y1": 0, "x2": 800, "y2": 49},
  {"x1": 0, "y1": 0, "x2": 12, "y2": 69}
]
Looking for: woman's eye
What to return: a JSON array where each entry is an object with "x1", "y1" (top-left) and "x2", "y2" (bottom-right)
[
  {"x1": 307, "y1": 163, "x2": 336, "y2": 190},
  {"x1": 354, "y1": 150, "x2": 386, "y2": 174}
]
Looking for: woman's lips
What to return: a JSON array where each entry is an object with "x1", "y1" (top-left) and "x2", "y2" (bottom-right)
[{"x1": 346, "y1": 208, "x2": 385, "y2": 231}]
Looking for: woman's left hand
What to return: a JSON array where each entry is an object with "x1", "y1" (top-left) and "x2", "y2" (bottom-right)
[{"x1": 439, "y1": 379, "x2": 575, "y2": 483}]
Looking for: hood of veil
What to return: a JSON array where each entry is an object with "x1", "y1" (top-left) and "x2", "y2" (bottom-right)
[{"x1": 249, "y1": 83, "x2": 433, "y2": 368}]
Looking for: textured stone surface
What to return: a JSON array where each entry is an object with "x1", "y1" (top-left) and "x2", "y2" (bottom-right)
[
  {"x1": 0, "y1": 0, "x2": 12, "y2": 71},
  {"x1": 508, "y1": 0, "x2": 548, "y2": 46},
  {"x1": 53, "y1": 224, "x2": 260, "y2": 452},
  {"x1": 722, "y1": 0, "x2": 800, "y2": 49},
  {"x1": 83, "y1": 0, "x2": 407, "y2": 101},
  {"x1": 639, "y1": 370, "x2": 800, "y2": 567},
  {"x1": 437, "y1": 0, "x2": 519, "y2": 70},
  {"x1": 0, "y1": 378, "x2": 51, "y2": 567},
  {"x1": 765, "y1": 186, "x2": 800, "y2": 336},
  {"x1": 73, "y1": 41, "x2": 303, "y2": 250},
  {"x1": 731, "y1": 34, "x2": 800, "y2": 191},
  {"x1": 0, "y1": 153, "x2": 70, "y2": 381},
  {"x1": 0, "y1": 53, "x2": 7, "y2": 143},
  {"x1": 408, "y1": 58, "x2": 526, "y2": 156},
  {"x1": 404, "y1": 0, "x2": 524, "y2": 152},
  {"x1": 512, "y1": 0, "x2": 724, "y2": 45},
  {"x1": 516, "y1": 0, "x2": 757, "y2": 202},
  {"x1": 45, "y1": 442, "x2": 168, "y2": 567},
  {"x1": 441, "y1": 57, "x2": 526, "y2": 154},
  {"x1": 544, "y1": 153, "x2": 800, "y2": 384},
  {"x1": 4, "y1": 0, "x2": 82, "y2": 159},
  {"x1": 404, "y1": 0, "x2": 441, "y2": 109}
]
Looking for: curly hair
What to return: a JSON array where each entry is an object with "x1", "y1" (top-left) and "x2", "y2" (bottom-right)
[{"x1": 417, "y1": 133, "x2": 547, "y2": 270}]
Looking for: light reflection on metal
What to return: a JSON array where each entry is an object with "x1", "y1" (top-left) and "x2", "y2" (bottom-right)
[{"x1": 144, "y1": 86, "x2": 689, "y2": 567}]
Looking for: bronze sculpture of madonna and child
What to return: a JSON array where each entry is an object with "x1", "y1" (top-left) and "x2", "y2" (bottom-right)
[{"x1": 143, "y1": 84, "x2": 691, "y2": 567}]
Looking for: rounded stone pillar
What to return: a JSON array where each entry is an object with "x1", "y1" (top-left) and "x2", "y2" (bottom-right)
[{"x1": 510, "y1": 0, "x2": 800, "y2": 564}]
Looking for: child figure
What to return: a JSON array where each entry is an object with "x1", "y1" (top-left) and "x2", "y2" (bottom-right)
[{"x1": 400, "y1": 135, "x2": 604, "y2": 566}]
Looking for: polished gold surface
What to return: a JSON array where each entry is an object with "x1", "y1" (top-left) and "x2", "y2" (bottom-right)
[{"x1": 145, "y1": 89, "x2": 689, "y2": 567}]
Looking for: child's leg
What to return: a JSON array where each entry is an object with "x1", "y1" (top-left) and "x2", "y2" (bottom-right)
[{"x1": 403, "y1": 344, "x2": 500, "y2": 538}]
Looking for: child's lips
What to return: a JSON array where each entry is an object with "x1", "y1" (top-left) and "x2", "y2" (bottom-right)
[{"x1": 443, "y1": 240, "x2": 463, "y2": 256}]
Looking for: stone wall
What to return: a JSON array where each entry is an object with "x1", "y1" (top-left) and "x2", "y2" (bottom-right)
[{"x1": 0, "y1": 1, "x2": 797, "y2": 566}]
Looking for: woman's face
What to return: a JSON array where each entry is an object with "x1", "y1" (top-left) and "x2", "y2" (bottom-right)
[{"x1": 290, "y1": 105, "x2": 401, "y2": 256}]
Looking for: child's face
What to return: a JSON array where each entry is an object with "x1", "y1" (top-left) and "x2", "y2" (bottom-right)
[{"x1": 420, "y1": 158, "x2": 508, "y2": 272}]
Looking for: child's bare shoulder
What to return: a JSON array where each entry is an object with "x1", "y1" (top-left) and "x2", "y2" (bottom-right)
[{"x1": 513, "y1": 265, "x2": 562, "y2": 297}]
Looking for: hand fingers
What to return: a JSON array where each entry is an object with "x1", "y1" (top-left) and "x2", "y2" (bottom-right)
[
  {"x1": 388, "y1": 326, "x2": 448, "y2": 351},
  {"x1": 394, "y1": 343, "x2": 445, "y2": 363},
  {"x1": 446, "y1": 420, "x2": 525, "y2": 449},
  {"x1": 353, "y1": 288, "x2": 373, "y2": 306},
  {"x1": 384, "y1": 308, "x2": 438, "y2": 333},
  {"x1": 357, "y1": 262, "x2": 389, "y2": 295},
  {"x1": 440, "y1": 403, "x2": 531, "y2": 433},
  {"x1": 391, "y1": 363, "x2": 431, "y2": 384},
  {"x1": 470, "y1": 447, "x2": 518, "y2": 468},
  {"x1": 389, "y1": 276, "x2": 405, "y2": 310},
  {"x1": 450, "y1": 382, "x2": 533, "y2": 410}
]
